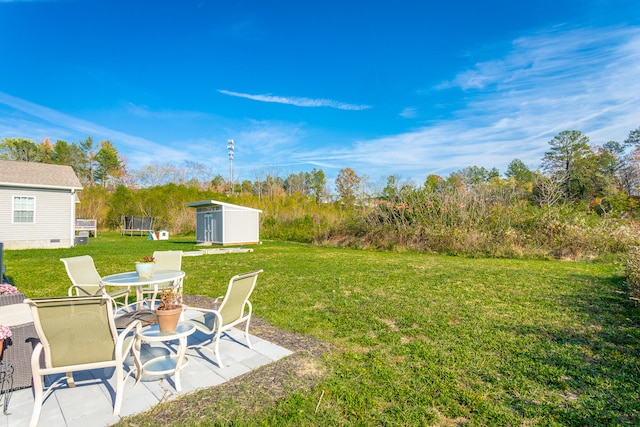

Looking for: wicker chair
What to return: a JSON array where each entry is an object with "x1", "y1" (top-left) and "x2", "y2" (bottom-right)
[{"x1": 0, "y1": 292, "x2": 38, "y2": 391}]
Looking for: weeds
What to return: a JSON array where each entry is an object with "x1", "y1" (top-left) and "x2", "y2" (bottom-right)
[{"x1": 625, "y1": 246, "x2": 640, "y2": 301}]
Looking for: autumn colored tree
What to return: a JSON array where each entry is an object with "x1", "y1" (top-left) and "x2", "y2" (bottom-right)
[
  {"x1": 38, "y1": 137, "x2": 54, "y2": 162},
  {"x1": 335, "y1": 167, "x2": 360, "y2": 206}
]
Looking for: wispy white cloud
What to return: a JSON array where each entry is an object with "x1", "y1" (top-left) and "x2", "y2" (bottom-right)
[
  {"x1": 124, "y1": 102, "x2": 208, "y2": 120},
  {"x1": 399, "y1": 107, "x2": 418, "y2": 119},
  {"x1": 224, "y1": 22, "x2": 640, "y2": 183},
  {"x1": 218, "y1": 89, "x2": 371, "y2": 111},
  {"x1": 0, "y1": 90, "x2": 307, "y2": 174},
  {"x1": 0, "y1": 92, "x2": 190, "y2": 169},
  {"x1": 309, "y1": 25, "x2": 640, "y2": 180},
  {"x1": 1, "y1": 24, "x2": 638, "y2": 187}
]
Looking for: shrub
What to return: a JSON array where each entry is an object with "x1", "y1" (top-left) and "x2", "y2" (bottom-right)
[{"x1": 625, "y1": 246, "x2": 640, "y2": 301}]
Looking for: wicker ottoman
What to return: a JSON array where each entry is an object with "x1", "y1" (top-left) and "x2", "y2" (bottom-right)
[{"x1": 0, "y1": 293, "x2": 38, "y2": 390}]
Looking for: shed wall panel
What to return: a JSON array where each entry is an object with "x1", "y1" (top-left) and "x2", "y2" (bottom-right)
[
  {"x1": 195, "y1": 210, "x2": 205, "y2": 242},
  {"x1": 223, "y1": 209, "x2": 259, "y2": 244},
  {"x1": 212, "y1": 211, "x2": 223, "y2": 243}
]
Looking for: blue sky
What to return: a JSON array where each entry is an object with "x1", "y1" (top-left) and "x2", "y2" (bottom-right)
[{"x1": 1, "y1": 0, "x2": 639, "y2": 188}]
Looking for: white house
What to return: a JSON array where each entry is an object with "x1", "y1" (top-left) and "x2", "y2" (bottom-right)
[
  {"x1": 186, "y1": 200, "x2": 261, "y2": 245},
  {"x1": 0, "y1": 160, "x2": 83, "y2": 249}
]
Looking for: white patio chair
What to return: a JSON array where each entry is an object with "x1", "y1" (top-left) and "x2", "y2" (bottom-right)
[
  {"x1": 25, "y1": 295, "x2": 139, "y2": 427},
  {"x1": 184, "y1": 270, "x2": 262, "y2": 368},
  {"x1": 61, "y1": 255, "x2": 130, "y2": 307}
]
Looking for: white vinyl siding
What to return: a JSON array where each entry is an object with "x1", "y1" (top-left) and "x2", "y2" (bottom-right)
[
  {"x1": 12, "y1": 195, "x2": 35, "y2": 223},
  {"x1": 0, "y1": 187, "x2": 77, "y2": 249},
  {"x1": 224, "y1": 209, "x2": 259, "y2": 244}
]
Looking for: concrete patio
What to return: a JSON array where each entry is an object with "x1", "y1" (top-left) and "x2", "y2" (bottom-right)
[{"x1": 1, "y1": 322, "x2": 292, "y2": 427}]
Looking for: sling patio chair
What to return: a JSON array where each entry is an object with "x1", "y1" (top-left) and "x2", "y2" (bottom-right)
[
  {"x1": 138, "y1": 250, "x2": 183, "y2": 309},
  {"x1": 61, "y1": 255, "x2": 130, "y2": 308},
  {"x1": 25, "y1": 295, "x2": 140, "y2": 427},
  {"x1": 184, "y1": 269, "x2": 263, "y2": 368}
]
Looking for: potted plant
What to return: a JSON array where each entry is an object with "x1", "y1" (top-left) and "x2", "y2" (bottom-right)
[
  {"x1": 0, "y1": 324, "x2": 11, "y2": 359},
  {"x1": 135, "y1": 256, "x2": 156, "y2": 279},
  {"x1": 156, "y1": 286, "x2": 183, "y2": 332}
]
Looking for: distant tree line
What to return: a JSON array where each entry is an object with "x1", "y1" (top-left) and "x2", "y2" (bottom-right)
[{"x1": 2, "y1": 126, "x2": 639, "y2": 259}]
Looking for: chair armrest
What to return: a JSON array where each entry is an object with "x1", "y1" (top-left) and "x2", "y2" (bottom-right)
[
  {"x1": 182, "y1": 304, "x2": 223, "y2": 331},
  {"x1": 182, "y1": 304, "x2": 219, "y2": 314},
  {"x1": 116, "y1": 319, "x2": 140, "y2": 358},
  {"x1": 31, "y1": 341, "x2": 45, "y2": 371}
]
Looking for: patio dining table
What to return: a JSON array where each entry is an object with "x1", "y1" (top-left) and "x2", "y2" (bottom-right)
[{"x1": 100, "y1": 270, "x2": 185, "y2": 310}]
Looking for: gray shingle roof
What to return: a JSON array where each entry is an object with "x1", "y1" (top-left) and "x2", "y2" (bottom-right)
[{"x1": 0, "y1": 159, "x2": 82, "y2": 190}]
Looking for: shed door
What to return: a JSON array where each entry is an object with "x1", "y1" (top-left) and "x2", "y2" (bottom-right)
[{"x1": 204, "y1": 213, "x2": 214, "y2": 242}]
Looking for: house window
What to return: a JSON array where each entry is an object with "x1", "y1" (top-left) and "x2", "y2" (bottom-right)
[{"x1": 13, "y1": 196, "x2": 35, "y2": 223}]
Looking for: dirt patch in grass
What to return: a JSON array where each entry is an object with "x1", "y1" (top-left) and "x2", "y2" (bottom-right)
[{"x1": 119, "y1": 294, "x2": 332, "y2": 425}]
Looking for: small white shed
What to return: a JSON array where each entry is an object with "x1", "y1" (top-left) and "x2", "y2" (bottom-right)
[{"x1": 186, "y1": 200, "x2": 261, "y2": 245}]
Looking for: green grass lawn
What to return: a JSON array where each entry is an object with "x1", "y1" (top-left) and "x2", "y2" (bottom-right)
[{"x1": 4, "y1": 233, "x2": 639, "y2": 426}]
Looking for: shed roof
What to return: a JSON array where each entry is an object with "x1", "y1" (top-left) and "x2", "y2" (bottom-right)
[
  {"x1": 0, "y1": 159, "x2": 83, "y2": 190},
  {"x1": 186, "y1": 200, "x2": 262, "y2": 213}
]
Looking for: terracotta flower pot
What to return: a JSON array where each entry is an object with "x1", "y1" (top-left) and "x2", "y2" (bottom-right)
[{"x1": 156, "y1": 306, "x2": 182, "y2": 332}]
